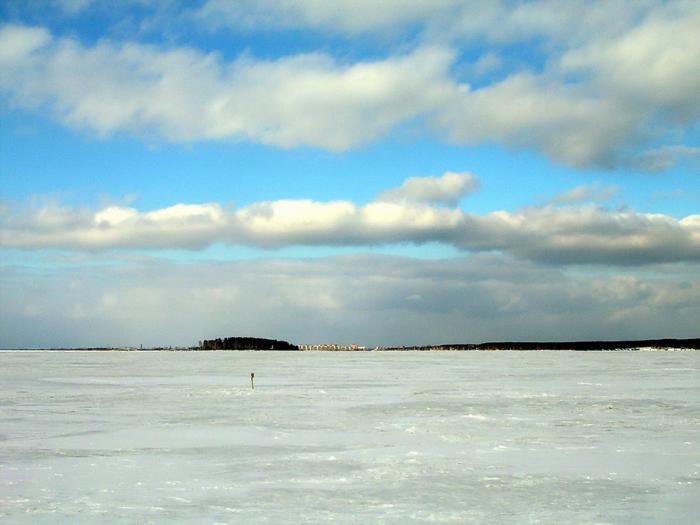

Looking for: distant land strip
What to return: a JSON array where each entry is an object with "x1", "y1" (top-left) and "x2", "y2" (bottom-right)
[
  {"x1": 4, "y1": 337, "x2": 699, "y2": 351},
  {"x1": 381, "y1": 338, "x2": 700, "y2": 351}
]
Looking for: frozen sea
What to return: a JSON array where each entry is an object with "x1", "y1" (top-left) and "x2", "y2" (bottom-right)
[{"x1": 1, "y1": 350, "x2": 698, "y2": 524}]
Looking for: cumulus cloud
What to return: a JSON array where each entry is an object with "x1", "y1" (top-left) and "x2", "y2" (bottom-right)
[
  {"x1": 548, "y1": 184, "x2": 619, "y2": 205},
  {"x1": 2, "y1": 4, "x2": 699, "y2": 169},
  {"x1": 0, "y1": 24, "x2": 456, "y2": 150},
  {"x1": 435, "y1": 73, "x2": 647, "y2": 167},
  {"x1": 438, "y1": 5, "x2": 699, "y2": 167},
  {"x1": 558, "y1": 8, "x2": 700, "y2": 122},
  {"x1": 2, "y1": 179, "x2": 699, "y2": 265},
  {"x1": 491, "y1": 206, "x2": 700, "y2": 265},
  {"x1": 378, "y1": 171, "x2": 478, "y2": 206},
  {"x1": 198, "y1": 0, "x2": 700, "y2": 168},
  {"x1": 2, "y1": 253, "x2": 698, "y2": 347}
]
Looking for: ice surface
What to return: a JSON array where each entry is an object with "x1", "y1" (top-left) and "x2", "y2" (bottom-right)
[{"x1": 1, "y1": 350, "x2": 698, "y2": 524}]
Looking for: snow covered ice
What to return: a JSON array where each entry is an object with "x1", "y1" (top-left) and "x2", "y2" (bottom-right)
[{"x1": 1, "y1": 350, "x2": 698, "y2": 524}]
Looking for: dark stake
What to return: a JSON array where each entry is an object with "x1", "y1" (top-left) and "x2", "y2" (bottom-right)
[{"x1": 250, "y1": 372, "x2": 255, "y2": 390}]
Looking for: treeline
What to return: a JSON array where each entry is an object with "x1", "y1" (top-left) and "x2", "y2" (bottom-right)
[
  {"x1": 384, "y1": 338, "x2": 700, "y2": 351},
  {"x1": 200, "y1": 337, "x2": 298, "y2": 350}
]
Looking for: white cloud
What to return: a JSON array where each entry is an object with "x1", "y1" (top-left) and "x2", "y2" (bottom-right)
[
  {"x1": 0, "y1": 25, "x2": 456, "y2": 150},
  {"x1": 378, "y1": 171, "x2": 478, "y2": 206},
  {"x1": 2, "y1": 178, "x2": 699, "y2": 265},
  {"x1": 434, "y1": 73, "x2": 640, "y2": 167},
  {"x1": 559, "y1": 7, "x2": 700, "y2": 122},
  {"x1": 1, "y1": 202, "x2": 229, "y2": 250},
  {"x1": 548, "y1": 184, "x2": 619, "y2": 205},
  {"x1": 0, "y1": 25, "x2": 51, "y2": 64},
  {"x1": 437, "y1": 4, "x2": 700, "y2": 167},
  {"x1": 1, "y1": 2, "x2": 698, "y2": 168},
  {"x1": 490, "y1": 206, "x2": 700, "y2": 265},
  {"x1": 234, "y1": 200, "x2": 358, "y2": 245},
  {"x1": 628, "y1": 146, "x2": 700, "y2": 172},
  {"x1": 196, "y1": 1, "x2": 700, "y2": 168}
]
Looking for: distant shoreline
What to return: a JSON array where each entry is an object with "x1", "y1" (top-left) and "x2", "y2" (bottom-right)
[
  {"x1": 2, "y1": 338, "x2": 698, "y2": 352},
  {"x1": 381, "y1": 338, "x2": 700, "y2": 352}
]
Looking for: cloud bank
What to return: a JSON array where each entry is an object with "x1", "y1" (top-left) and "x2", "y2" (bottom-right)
[
  {"x1": 2, "y1": 253, "x2": 698, "y2": 348},
  {"x1": 2, "y1": 174, "x2": 699, "y2": 265},
  {"x1": 1, "y1": 2, "x2": 699, "y2": 168}
]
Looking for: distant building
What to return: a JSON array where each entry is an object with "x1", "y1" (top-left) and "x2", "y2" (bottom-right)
[{"x1": 298, "y1": 343, "x2": 367, "y2": 351}]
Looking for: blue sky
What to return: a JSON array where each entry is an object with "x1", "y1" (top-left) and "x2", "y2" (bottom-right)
[{"x1": 1, "y1": 0, "x2": 698, "y2": 347}]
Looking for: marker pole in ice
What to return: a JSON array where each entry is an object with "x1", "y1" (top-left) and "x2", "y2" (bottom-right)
[{"x1": 250, "y1": 372, "x2": 255, "y2": 390}]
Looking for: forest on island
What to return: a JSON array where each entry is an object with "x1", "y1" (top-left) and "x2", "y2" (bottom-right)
[{"x1": 199, "y1": 337, "x2": 298, "y2": 350}]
